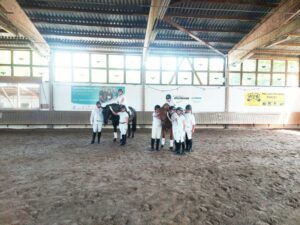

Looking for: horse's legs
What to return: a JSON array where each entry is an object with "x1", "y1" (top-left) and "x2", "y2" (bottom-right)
[
  {"x1": 113, "y1": 125, "x2": 117, "y2": 142},
  {"x1": 128, "y1": 123, "x2": 131, "y2": 138},
  {"x1": 169, "y1": 128, "x2": 174, "y2": 150},
  {"x1": 161, "y1": 128, "x2": 165, "y2": 148}
]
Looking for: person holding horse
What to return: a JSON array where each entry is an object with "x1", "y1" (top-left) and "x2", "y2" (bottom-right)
[
  {"x1": 109, "y1": 105, "x2": 129, "y2": 146},
  {"x1": 151, "y1": 105, "x2": 162, "y2": 151},
  {"x1": 172, "y1": 107, "x2": 186, "y2": 155},
  {"x1": 184, "y1": 104, "x2": 196, "y2": 152},
  {"x1": 90, "y1": 101, "x2": 103, "y2": 144}
]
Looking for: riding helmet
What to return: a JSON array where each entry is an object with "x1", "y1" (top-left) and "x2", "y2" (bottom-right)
[
  {"x1": 118, "y1": 88, "x2": 123, "y2": 93},
  {"x1": 169, "y1": 106, "x2": 175, "y2": 110},
  {"x1": 176, "y1": 107, "x2": 183, "y2": 111},
  {"x1": 185, "y1": 104, "x2": 192, "y2": 110},
  {"x1": 154, "y1": 105, "x2": 160, "y2": 110},
  {"x1": 120, "y1": 105, "x2": 126, "y2": 109},
  {"x1": 96, "y1": 101, "x2": 101, "y2": 105},
  {"x1": 166, "y1": 94, "x2": 171, "y2": 99}
]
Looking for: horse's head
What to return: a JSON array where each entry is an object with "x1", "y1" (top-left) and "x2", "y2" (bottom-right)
[{"x1": 102, "y1": 103, "x2": 120, "y2": 125}]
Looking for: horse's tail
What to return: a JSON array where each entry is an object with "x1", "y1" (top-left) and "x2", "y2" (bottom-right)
[{"x1": 130, "y1": 107, "x2": 137, "y2": 132}]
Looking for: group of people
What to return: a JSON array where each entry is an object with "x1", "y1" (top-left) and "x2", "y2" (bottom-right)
[
  {"x1": 90, "y1": 90, "x2": 196, "y2": 155},
  {"x1": 151, "y1": 94, "x2": 196, "y2": 155}
]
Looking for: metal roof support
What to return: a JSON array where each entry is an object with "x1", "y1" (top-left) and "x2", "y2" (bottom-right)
[
  {"x1": 0, "y1": 0, "x2": 50, "y2": 57},
  {"x1": 228, "y1": 0, "x2": 300, "y2": 64},
  {"x1": 143, "y1": 0, "x2": 171, "y2": 63},
  {"x1": 163, "y1": 16, "x2": 225, "y2": 57}
]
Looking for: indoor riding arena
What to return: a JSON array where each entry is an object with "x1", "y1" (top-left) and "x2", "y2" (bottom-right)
[{"x1": 0, "y1": 1, "x2": 300, "y2": 225}]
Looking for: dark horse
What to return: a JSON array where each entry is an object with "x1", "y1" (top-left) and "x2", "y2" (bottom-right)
[
  {"x1": 102, "y1": 103, "x2": 137, "y2": 141},
  {"x1": 158, "y1": 103, "x2": 173, "y2": 149}
]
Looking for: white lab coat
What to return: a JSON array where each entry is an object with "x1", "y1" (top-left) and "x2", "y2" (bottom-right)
[
  {"x1": 118, "y1": 111, "x2": 129, "y2": 135},
  {"x1": 185, "y1": 113, "x2": 196, "y2": 139},
  {"x1": 90, "y1": 107, "x2": 104, "y2": 132},
  {"x1": 172, "y1": 114, "x2": 185, "y2": 142},
  {"x1": 151, "y1": 112, "x2": 162, "y2": 139}
]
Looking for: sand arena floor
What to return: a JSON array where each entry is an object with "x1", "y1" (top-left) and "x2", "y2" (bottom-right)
[{"x1": 0, "y1": 129, "x2": 299, "y2": 225}]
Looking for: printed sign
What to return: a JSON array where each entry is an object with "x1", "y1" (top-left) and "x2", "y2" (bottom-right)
[
  {"x1": 245, "y1": 92, "x2": 285, "y2": 107},
  {"x1": 71, "y1": 86, "x2": 125, "y2": 107}
]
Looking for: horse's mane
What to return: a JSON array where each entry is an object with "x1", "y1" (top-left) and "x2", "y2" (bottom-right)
[{"x1": 104, "y1": 103, "x2": 121, "y2": 112}]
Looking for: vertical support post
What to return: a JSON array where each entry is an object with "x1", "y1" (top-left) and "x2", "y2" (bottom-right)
[
  {"x1": 49, "y1": 50, "x2": 54, "y2": 111},
  {"x1": 224, "y1": 56, "x2": 229, "y2": 129},
  {"x1": 141, "y1": 58, "x2": 146, "y2": 128}
]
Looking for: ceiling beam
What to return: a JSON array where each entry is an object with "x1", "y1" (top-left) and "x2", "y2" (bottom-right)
[
  {"x1": 228, "y1": 0, "x2": 300, "y2": 64},
  {"x1": 163, "y1": 16, "x2": 225, "y2": 56},
  {"x1": 31, "y1": 19, "x2": 248, "y2": 34},
  {"x1": 41, "y1": 33, "x2": 237, "y2": 45},
  {"x1": 170, "y1": 0, "x2": 278, "y2": 8},
  {"x1": 253, "y1": 49, "x2": 300, "y2": 56},
  {"x1": 0, "y1": 0, "x2": 49, "y2": 56},
  {"x1": 277, "y1": 42, "x2": 300, "y2": 47},
  {"x1": 21, "y1": 6, "x2": 258, "y2": 22}
]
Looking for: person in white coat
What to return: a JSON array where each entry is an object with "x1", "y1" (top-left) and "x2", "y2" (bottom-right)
[
  {"x1": 151, "y1": 105, "x2": 162, "y2": 151},
  {"x1": 172, "y1": 107, "x2": 186, "y2": 155},
  {"x1": 184, "y1": 104, "x2": 196, "y2": 152},
  {"x1": 90, "y1": 101, "x2": 104, "y2": 144},
  {"x1": 110, "y1": 105, "x2": 129, "y2": 146}
]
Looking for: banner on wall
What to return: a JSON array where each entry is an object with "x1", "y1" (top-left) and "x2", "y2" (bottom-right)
[
  {"x1": 71, "y1": 86, "x2": 125, "y2": 110},
  {"x1": 244, "y1": 92, "x2": 285, "y2": 107}
]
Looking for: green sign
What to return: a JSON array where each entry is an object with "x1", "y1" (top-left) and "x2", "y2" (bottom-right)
[{"x1": 71, "y1": 86, "x2": 125, "y2": 105}]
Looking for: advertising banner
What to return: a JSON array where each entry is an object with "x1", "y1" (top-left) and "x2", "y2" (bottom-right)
[{"x1": 244, "y1": 92, "x2": 285, "y2": 107}]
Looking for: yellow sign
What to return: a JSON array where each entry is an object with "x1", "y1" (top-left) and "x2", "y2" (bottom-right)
[{"x1": 245, "y1": 92, "x2": 285, "y2": 106}]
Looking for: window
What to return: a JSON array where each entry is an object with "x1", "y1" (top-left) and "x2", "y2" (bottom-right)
[
  {"x1": 243, "y1": 60, "x2": 256, "y2": 72},
  {"x1": 14, "y1": 67, "x2": 30, "y2": 77},
  {"x1": 162, "y1": 57, "x2": 176, "y2": 71},
  {"x1": 91, "y1": 69, "x2": 107, "y2": 83},
  {"x1": 91, "y1": 54, "x2": 106, "y2": 68},
  {"x1": 126, "y1": 55, "x2": 141, "y2": 70},
  {"x1": 287, "y1": 61, "x2": 299, "y2": 73},
  {"x1": 73, "y1": 68, "x2": 89, "y2": 82},
  {"x1": 229, "y1": 73, "x2": 241, "y2": 85},
  {"x1": 109, "y1": 70, "x2": 124, "y2": 83},
  {"x1": 33, "y1": 67, "x2": 49, "y2": 81},
  {"x1": 0, "y1": 66, "x2": 11, "y2": 76},
  {"x1": 0, "y1": 83, "x2": 40, "y2": 109},
  {"x1": 178, "y1": 58, "x2": 192, "y2": 71},
  {"x1": 272, "y1": 74, "x2": 285, "y2": 86},
  {"x1": 209, "y1": 58, "x2": 224, "y2": 71},
  {"x1": 194, "y1": 58, "x2": 208, "y2": 71},
  {"x1": 273, "y1": 60, "x2": 285, "y2": 73},
  {"x1": 257, "y1": 74, "x2": 271, "y2": 86},
  {"x1": 13, "y1": 51, "x2": 30, "y2": 65},
  {"x1": 229, "y1": 63, "x2": 241, "y2": 72},
  {"x1": 73, "y1": 53, "x2": 89, "y2": 67},
  {"x1": 0, "y1": 50, "x2": 11, "y2": 64},
  {"x1": 178, "y1": 72, "x2": 192, "y2": 85},
  {"x1": 126, "y1": 70, "x2": 141, "y2": 84},
  {"x1": 54, "y1": 52, "x2": 72, "y2": 67},
  {"x1": 258, "y1": 60, "x2": 271, "y2": 72},
  {"x1": 32, "y1": 52, "x2": 48, "y2": 66},
  {"x1": 109, "y1": 55, "x2": 124, "y2": 68},
  {"x1": 162, "y1": 71, "x2": 176, "y2": 84},
  {"x1": 194, "y1": 72, "x2": 208, "y2": 85},
  {"x1": 287, "y1": 74, "x2": 299, "y2": 86},
  {"x1": 146, "y1": 57, "x2": 160, "y2": 70},
  {"x1": 209, "y1": 73, "x2": 224, "y2": 85},
  {"x1": 145, "y1": 71, "x2": 160, "y2": 84},
  {"x1": 55, "y1": 68, "x2": 72, "y2": 82},
  {"x1": 242, "y1": 73, "x2": 256, "y2": 86}
]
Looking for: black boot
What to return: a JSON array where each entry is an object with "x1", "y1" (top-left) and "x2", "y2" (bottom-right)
[
  {"x1": 175, "y1": 141, "x2": 180, "y2": 154},
  {"x1": 181, "y1": 142, "x2": 186, "y2": 155},
  {"x1": 97, "y1": 132, "x2": 101, "y2": 144},
  {"x1": 120, "y1": 135, "x2": 125, "y2": 146},
  {"x1": 156, "y1": 139, "x2": 160, "y2": 151},
  {"x1": 189, "y1": 139, "x2": 193, "y2": 152},
  {"x1": 91, "y1": 132, "x2": 96, "y2": 144},
  {"x1": 151, "y1": 139, "x2": 155, "y2": 150},
  {"x1": 185, "y1": 135, "x2": 189, "y2": 150},
  {"x1": 124, "y1": 135, "x2": 127, "y2": 145}
]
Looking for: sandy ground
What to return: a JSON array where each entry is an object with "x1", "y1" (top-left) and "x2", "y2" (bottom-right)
[{"x1": 0, "y1": 129, "x2": 299, "y2": 225}]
